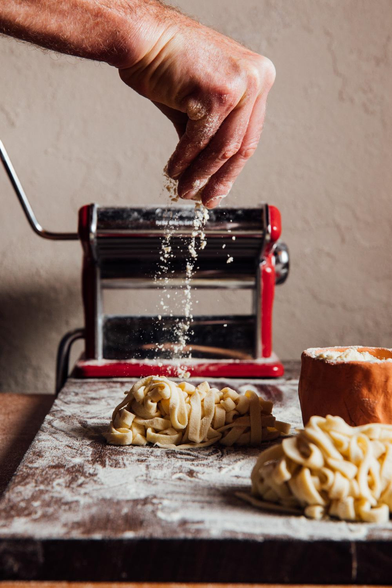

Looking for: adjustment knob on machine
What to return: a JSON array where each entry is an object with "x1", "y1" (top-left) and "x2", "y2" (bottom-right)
[{"x1": 273, "y1": 242, "x2": 289, "y2": 285}]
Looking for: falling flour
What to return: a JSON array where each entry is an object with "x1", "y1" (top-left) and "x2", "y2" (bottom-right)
[{"x1": 155, "y1": 175, "x2": 209, "y2": 376}]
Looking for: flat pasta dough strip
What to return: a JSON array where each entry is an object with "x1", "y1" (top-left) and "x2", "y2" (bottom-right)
[
  {"x1": 248, "y1": 415, "x2": 392, "y2": 523},
  {"x1": 105, "y1": 376, "x2": 290, "y2": 449}
]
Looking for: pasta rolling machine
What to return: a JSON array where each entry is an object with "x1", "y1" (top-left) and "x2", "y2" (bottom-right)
[{"x1": 1, "y1": 141, "x2": 289, "y2": 391}]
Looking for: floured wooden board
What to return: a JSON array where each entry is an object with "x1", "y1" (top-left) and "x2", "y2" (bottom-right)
[{"x1": 1, "y1": 373, "x2": 392, "y2": 583}]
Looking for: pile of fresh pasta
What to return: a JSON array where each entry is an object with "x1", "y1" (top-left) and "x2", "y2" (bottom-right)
[
  {"x1": 106, "y1": 376, "x2": 290, "y2": 448},
  {"x1": 249, "y1": 414, "x2": 392, "y2": 523}
]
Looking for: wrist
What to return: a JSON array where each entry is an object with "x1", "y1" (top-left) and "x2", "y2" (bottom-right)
[
  {"x1": 107, "y1": 0, "x2": 182, "y2": 70},
  {"x1": 0, "y1": 0, "x2": 181, "y2": 70}
]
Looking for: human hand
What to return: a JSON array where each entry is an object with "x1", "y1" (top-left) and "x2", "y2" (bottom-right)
[
  {"x1": 119, "y1": 11, "x2": 276, "y2": 209},
  {"x1": 0, "y1": 0, "x2": 274, "y2": 209}
]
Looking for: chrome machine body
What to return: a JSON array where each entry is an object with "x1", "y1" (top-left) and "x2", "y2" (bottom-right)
[{"x1": 1, "y1": 141, "x2": 289, "y2": 392}]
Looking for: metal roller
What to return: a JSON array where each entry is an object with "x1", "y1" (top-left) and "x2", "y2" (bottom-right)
[{"x1": 1, "y1": 139, "x2": 290, "y2": 381}]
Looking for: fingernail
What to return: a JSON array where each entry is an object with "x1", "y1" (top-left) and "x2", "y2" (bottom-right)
[
  {"x1": 180, "y1": 189, "x2": 196, "y2": 200},
  {"x1": 205, "y1": 195, "x2": 226, "y2": 209},
  {"x1": 167, "y1": 169, "x2": 181, "y2": 180},
  {"x1": 180, "y1": 178, "x2": 207, "y2": 200},
  {"x1": 165, "y1": 160, "x2": 181, "y2": 180}
]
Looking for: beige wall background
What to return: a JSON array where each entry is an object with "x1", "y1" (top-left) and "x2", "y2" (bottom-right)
[{"x1": 0, "y1": 0, "x2": 392, "y2": 393}]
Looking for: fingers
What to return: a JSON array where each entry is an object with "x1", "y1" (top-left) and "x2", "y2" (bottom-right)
[
  {"x1": 166, "y1": 92, "x2": 238, "y2": 180},
  {"x1": 166, "y1": 57, "x2": 275, "y2": 206},
  {"x1": 200, "y1": 93, "x2": 268, "y2": 209},
  {"x1": 176, "y1": 94, "x2": 256, "y2": 200}
]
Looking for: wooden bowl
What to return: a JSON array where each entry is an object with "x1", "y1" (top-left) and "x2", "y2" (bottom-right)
[{"x1": 298, "y1": 346, "x2": 392, "y2": 426}]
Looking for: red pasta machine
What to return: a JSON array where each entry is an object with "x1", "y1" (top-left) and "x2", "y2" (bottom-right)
[{"x1": 1, "y1": 141, "x2": 289, "y2": 393}]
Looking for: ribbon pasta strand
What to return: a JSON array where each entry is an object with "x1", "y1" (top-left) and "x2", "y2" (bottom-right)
[
  {"x1": 106, "y1": 376, "x2": 290, "y2": 449},
  {"x1": 249, "y1": 415, "x2": 392, "y2": 523}
]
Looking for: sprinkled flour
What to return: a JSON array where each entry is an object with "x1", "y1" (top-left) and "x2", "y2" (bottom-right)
[{"x1": 155, "y1": 176, "x2": 209, "y2": 376}]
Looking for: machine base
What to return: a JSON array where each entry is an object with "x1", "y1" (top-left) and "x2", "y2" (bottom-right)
[{"x1": 73, "y1": 353, "x2": 284, "y2": 379}]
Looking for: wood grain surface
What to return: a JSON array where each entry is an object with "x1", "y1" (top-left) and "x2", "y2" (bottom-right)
[
  {"x1": 0, "y1": 394, "x2": 53, "y2": 495},
  {"x1": 1, "y1": 584, "x2": 391, "y2": 588},
  {"x1": 0, "y1": 372, "x2": 392, "y2": 583}
]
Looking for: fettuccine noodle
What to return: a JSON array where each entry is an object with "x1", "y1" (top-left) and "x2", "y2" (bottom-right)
[
  {"x1": 106, "y1": 376, "x2": 290, "y2": 448},
  {"x1": 249, "y1": 415, "x2": 392, "y2": 523}
]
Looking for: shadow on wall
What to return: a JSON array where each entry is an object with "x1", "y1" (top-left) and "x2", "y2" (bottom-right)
[{"x1": 0, "y1": 281, "x2": 82, "y2": 394}]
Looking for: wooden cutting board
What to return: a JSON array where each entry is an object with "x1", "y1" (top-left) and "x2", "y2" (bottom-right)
[{"x1": 1, "y1": 371, "x2": 392, "y2": 583}]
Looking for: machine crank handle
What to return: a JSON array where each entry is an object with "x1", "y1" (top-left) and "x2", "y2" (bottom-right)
[
  {"x1": 56, "y1": 328, "x2": 85, "y2": 395},
  {"x1": 0, "y1": 140, "x2": 78, "y2": 240}
]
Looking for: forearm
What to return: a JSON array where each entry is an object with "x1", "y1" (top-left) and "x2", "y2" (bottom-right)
[
  {"x1": 0, "y1": 0, "x2": 176, "y2": 67},
  {"x1": 1, "y1": 0, "x2": 276, "y2": 209}
]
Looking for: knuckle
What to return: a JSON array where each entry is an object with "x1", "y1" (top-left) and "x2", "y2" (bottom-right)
[
  {"x1": 211, "y1": 86, "x2": 238, "y2": 112},
  {"x1": 238, "y1": 142, "x2": 258, "y2": 160},
  {"x1": 218, "y1": 142, "x2": 241, "y2": 162},
  {"x1": 243, "y1": 66, "x2": 260, "y2": 93},
  {"x1": 259, "y1": 56, "x2": 277, "y2": 88},
  {"x1": 186, "y1": 97, "x2": 208, "y2": 121},
  {"x1": 215, "y1": 180, "x2": 233, "y2": 196},
  {"x1": 249, "y1": 55, "x2": 276, "y2": 90},
  {"x1": 263, "y1": 57, "x2": 277, "y2": 87}
]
